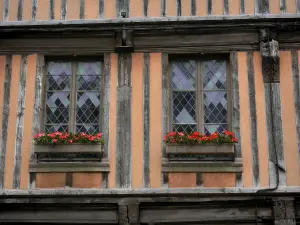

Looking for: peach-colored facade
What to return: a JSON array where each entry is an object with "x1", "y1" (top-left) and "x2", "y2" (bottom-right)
[{"x1": 0, "y1": 0, "x2": 300, "y2": 190}]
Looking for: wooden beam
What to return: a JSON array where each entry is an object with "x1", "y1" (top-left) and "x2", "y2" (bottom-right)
[
  {"x1": 224, "y1": 0, "x2": 229, "y2": 14},
  {"x1": 0, "y1": 55, "x2": 12, "y2": 189},
  {"x1": 297, "y1": 0, "x2": 300, "y2": 13},
  {"x1": 143, "y1": 53, "x2": 150, "y2": 188},
  {"x1": 191, "y1": 0, "x2": 196, "y2": 15},
  {"x1": 292, "y1": 51, "x2": 300, "y2": 168},
  {"x1": 207, "y1": 0, "x2": 212, "y2": 15},
  {"x1": 143, "y1": 0, "x2": 148, "y2": 17},
  {"x1": 3, "y1": 0, "x2": 9, "y2": 21},
  {"x1": 13, "y1": 55, "x2": 28, "y2": 189},
  {"x1": 161, "y1": 0, "x2": 166, "y2": 16},
  {"x1": 32, "y1": 0, "x2": 37, "y2": 20},
  {"x1": 80, "y1": 0, "x2": 85, "y2": 19},
  {"x1": 17, "y1": 0, "x2": 24, "y2": 21},
  {"x1": 116, "y1": 54, "x2": 132, "y2": 188},
  {"x1": 99, "y1": 0, "x2": 104, "y2": 18},
  {"x1": 264, "y1": 83, "x2": 286, "y2": 186},
  {"x1": 61, "y1": 0, "x2": 67, "y2": 20},
  {"x1": 247, "y1": 52, "x2": 260, "y2": 187},
  {"x1": 50, "y1": 0, "x2": 54, "y2": 20},
  {"x1": 177, "y1": 0, "x2": 181, "y2": 16},
  {"x1": 281, "y1": 0, "x2": 287, "y2": 13}
]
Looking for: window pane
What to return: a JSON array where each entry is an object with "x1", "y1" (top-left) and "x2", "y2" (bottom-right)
[
  {"x1": 204, "y1": 91, "x2": 227, "y2": 124},
  {"x1": 203, "y1": 60, "x2": 226, "y2": 90},
  {"x1": 172, "y1": 60, "x2": 197, "y2": 134},
  {"x1": 204, "y1": 124, "x2": 228, "y2": 135},
  {"x1": 76, "y1": 62, "x2": 102, "y2": 134},
  {"x1": 45, "y1": 62, "x2": 71, "y2": 132},
  {"x1": 173, "y1": 124, "x2": 197, "y2": 134},
  {"x1": 172, "y1": 61, "x2": 196, "y2": 91}
]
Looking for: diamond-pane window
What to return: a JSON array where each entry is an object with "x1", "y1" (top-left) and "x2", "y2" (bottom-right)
[
  {"x1": 171, "y1": 59, "x2": 230, "y2": 135},
  {"x1": 44, "y1": 60, "x2": 103, "y2": 134}
]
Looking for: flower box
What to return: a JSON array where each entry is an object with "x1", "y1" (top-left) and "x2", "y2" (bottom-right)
[
  {"x1": 33, "y1": 143, "x2": 104, "y2": 162},
  {"x1": 166, "y1": 143, "x2": 235, "y2": 161}
]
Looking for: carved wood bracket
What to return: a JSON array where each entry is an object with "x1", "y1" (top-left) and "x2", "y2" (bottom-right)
[
  {"x1": 272, "y1": 198, "x2": 296, "y2": 225},
  {"x1": 259, "y1": 28, "x2": 280, "y2": 83},
  {"x1": 115, "y1": 29, "x2": 134, "y2": 53}
]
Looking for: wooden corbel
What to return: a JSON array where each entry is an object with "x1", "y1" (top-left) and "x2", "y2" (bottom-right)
[
  {"x1": 259, "y1": 28, "x2": 280, "y2": 83},
  {"x1": 115, "y1": 28, "x2": 134, "y2": 53}
]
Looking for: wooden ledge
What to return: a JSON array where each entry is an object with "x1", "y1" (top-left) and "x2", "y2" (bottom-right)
[
  {"x1": 162, "y1": 158, "x2": 243, "y2": 173},
  {"x1": 29, "y1": 158, "x2": 110, "y2": 173}
]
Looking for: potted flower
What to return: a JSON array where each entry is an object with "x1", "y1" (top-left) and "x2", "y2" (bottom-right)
[
  {"x1": 33, "y1": 132, "x2": 104, "y2": 162},
  {"x1": 163, "y1": 131, "x2": 238, "y2": 161}
]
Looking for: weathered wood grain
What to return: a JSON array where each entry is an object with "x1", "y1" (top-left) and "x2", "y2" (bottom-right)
[
  {"x1": 247, "y1": 52, "x2": 260, "y2": 187},
  {"x1": 191, "y1": 0, "x2": 196, "y2": 16},
  {"x1": 0, "y1": 55, "x2": 12, "y2": 189},
  {"x1": 161, "y1": 53, "x2": 169, "y2": 157},
  {"x1": 29, "y1": 172, "x2": 36, "y2": 189},
  {"x1": 224, "y1": 0, "x2": 229, "y2": 14},
  {"x1": 17, "y1": 0, "x2": 24, "y2": 21},
  {"x1": 143, "y1": 0, "x2": 148, "y2": 16},
  {"x1": 3, "y1": 0, "x2": 9, "y2": 21},
  {"x1": 32, "y1": 0, "x2": 37, "y2": 20},
  {"x1": 230, "y1": 52, "x2": 241, "y2": 158},
  {"x1": 207, "y1": 0, "x2": 212, "y2": 15},
  {"x1": 240, "y1": 0, "x2": 245, "y2": 14},
  {"x1": 65, "y1": 172, "x2": 73, "y2": 187},
  {"x1": 292, "y1": 51, "x2": 300, "y2": 169},
  {"x1": 177, "y1": 0, "x2": 181, "y2": 16},
  {"x1": 144, "y1": 53, "x2": 150, "y2": 188},
  {"x1": 264, "y1": 83, "x2": 286, "y2": 186},
  {"x1": 196, "y1": 173, "x2": 203, "y2": 187},
  {"x1": 80, "y1": 0, "x2": 85, "y2": 19},
  {"x1": 162, "y1": 172, "x2": 168, "y2": 188},
  {"x1": 116, "y1": 54, "x2": 132, "y2": 188},
  {"x1": 281, "y1": 0, "x2": 287, "y2": 13},
  {"x1": 50, "y1": 0, "x2": 54, "y2": 20},
  {"x1": 61, "y1": 0, "x2": 67, "y2": 20},
  {"x1": 31, "y1": 55, "x2": 43, "y2": 153},
  {"x1": 161, "y1": 0, "x2": 166, "y2": 16},
  {"x1": 99, "y1": 0, "x2": 104, "y2": 18},
  {"x1": 103, "y1": 54, "x2": 111, "y2": 157},
  {"x1": 13, "y1": 55, "x2": 28, "y2": 189}
]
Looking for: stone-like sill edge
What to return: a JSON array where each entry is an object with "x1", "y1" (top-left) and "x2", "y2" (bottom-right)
[
  {"x1": 0, "y1": 187, "x2": 299, "y2": 197},
  {"x1": 162, "y1": 157, "x2": 242, "y2": 173},
  {"x1": 29, "y1": 158, "x2": 110, "y2": 172}
]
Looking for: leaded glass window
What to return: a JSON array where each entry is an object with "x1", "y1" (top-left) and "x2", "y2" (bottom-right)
[
  {"x1": 171, "y1": 59, "x2": 231, "y2": 135},
  {"x1": 45, "y1": 59, "x2": 103, "y2": 134}
]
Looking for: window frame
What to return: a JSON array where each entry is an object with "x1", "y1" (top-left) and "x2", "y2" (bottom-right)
[
  {"x1": 40, "y1": 56, "x2": 105, "y2": 134},
  {"x1": 168, "y1": 55, "x2": 233, "y2": 134}
]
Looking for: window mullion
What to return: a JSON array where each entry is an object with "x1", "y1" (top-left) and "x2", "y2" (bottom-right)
[{"x1": 70, "y1": 62, "x2": 77, "y2": 133}]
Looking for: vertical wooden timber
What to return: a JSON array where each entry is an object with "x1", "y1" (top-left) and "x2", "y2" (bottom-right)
[
  {"x1": 207, "y1": 0, "x2": 212, "y2": 15},
  {"x1": 103, "y1": 54, "x2": 111, "y2": 157},
  {"x1": 264, "y1": 83, "x2": 286, "y2": 186},
  {"x1": 32, "y1": 0, "x2": 37, "y2": 20},
  {"x1": 262, "y1": 0, "x2": 269, "y2": 13},
  {"x1": 102, "y1": 172, "x2": 108, "y2": 188},
  {"x1": 116, "y1": 54, "x2": 132, "y2": 188},
  {"x1": 240, "y1": 0, "x2": 245, "y2": 14},
  {"x1": 143, "y1": 0, "x2": 148, "y2": 16},
  {"x1": 29, "y1": 172, "x2": 36, "y2": 189},
  {"x1": 161, "y1": 0, "x2": 166, "y2": 16},
  {"x1": 80, "y1": 0, "x2": 84, "y2": 19},
  {"x1": 162, "y1": 53, "x2": 169, "y2": 158},
  {"x1": 247, "y1": 52, "x2": 260, "y2": 187},
  {"x1": 292, "y1": 51, "x2": 300, "y2": 173},
  {"x1": 61, "y1": 0, "x2": 67, "y2": 19},
  {"x1": 3, "y1": 0, "x2": 9, "y2": 21},
  {"x1": 144, "y1": 53, "x2": 150, "y2": 188},
  {"x1": 236, "y1": 172, "x2": 243, "y2": 187},
  {"x1": 231, "y1": 52, "x2": 241, "y2": 158},
  {"x1": 280, "y1": 0, "x2": 286, "y2": 13},
  {"x1": 0, "y1": 56, "x2": 12, "y2": 189},
  {"x1": 162, "y1": 172, "x2": 169, "y2": 188},
  {"x1": 32, "y1": 55, "x2": 44, "y2": 154},
  {"x1": 196, "y1": 173, "x2": 203, "y2": 187},
  {"x1": 191, "y1": 0, "x2": 196, "y2": 15},
  {"x1": 224, "y1": 0, "x2": 228, "y2": 14},
  {"x1": 17, "y1": 0, "x2": 23, "y2": 20},
  {"x1": 13, "y1": 55, "x2": 28, "y2": 189},
  {"x1": 65, "y1": 172, "x2": 73, "y2": 187},
  {"x1": 177, "y1": 0, "x2": 181, "y2": 16},
  {"x1": 297, "y1": 0, "x2": 300, "y2": 13},
  {"x1": 255, "y1": 0, "x2": 260, "y2": 13},
  {"x1": 50, "y1": 0, "x2": 54, "y2": 19},
  {"x1": 99, "y1": 0, "x2": 104, "y2": 18}
]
